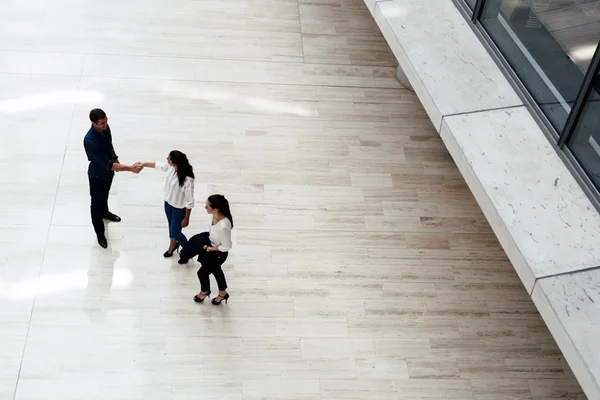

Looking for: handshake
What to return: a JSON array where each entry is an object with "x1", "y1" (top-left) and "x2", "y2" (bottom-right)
[
  {"x1": 115, "y1": 161, "x2": 144, "y2": 174},
  {"x1": 132, "y1": 162, "x2": 145, "y2": 174}
]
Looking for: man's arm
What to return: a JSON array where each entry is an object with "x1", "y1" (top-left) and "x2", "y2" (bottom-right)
[
  {"x1": 84, "y1": 138, "x2": 138, "y2": 173},
  {"x1": 113, "y1": 163, "x2": 136, "y2": 173},
  {"x1": 107, "y1": 126, "x2": 118, "y2": 163},
  {"x1": 112, "y1": 145, "x2": 119, "y2": 164}
]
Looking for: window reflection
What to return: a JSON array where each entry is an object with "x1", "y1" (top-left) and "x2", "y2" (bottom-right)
[
  {"x1": 481, "y1": 0, "x2": 600, "y2": 132},
  {"x1": 568, "y1": 69, "x2": 600, "y2": 190}
]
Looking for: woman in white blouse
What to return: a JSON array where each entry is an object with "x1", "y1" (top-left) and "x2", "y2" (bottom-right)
[
  {"x1": 134, "y1": 151, "x2": 195, "y2": 257},
  {"x1": 178, "y1": 194, "x2": 233, "y2": 305}
]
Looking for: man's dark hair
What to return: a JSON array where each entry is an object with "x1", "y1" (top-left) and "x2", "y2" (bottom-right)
[{"x1": 89, "y1": 108, "x2": 106, "y2": 123}]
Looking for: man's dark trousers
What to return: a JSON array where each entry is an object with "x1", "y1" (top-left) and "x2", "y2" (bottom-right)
[{"x1": 89, "y1": 176, "x2": 113, "y2": 235}]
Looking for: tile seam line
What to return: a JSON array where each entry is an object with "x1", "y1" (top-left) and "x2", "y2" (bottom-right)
[
  {"x1": 441, "y1": 104, "x2": 525, "y2": 121},
  {"x1": 0, "y1": 71, "x2": 405, "y2": 91},
  {"x1": 534, "y1": 264, "x2": 600, "y2": 282},
  {"x1": 0, "y1": 49, "x2": 396, "y2": 68},
  {"x1": 11, "y1": 71, "x2": 82, "y2": 400},
  {"x1": 38, "y1": 224, "x2": 499, "y2": 235},
  {"x1": 296, "y1": 0, "x2": 305, "y2": 62}
]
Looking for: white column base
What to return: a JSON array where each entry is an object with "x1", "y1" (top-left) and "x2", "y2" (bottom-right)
[{"x1": 396, "y1": 65, "x2": 413, "y2": 91}]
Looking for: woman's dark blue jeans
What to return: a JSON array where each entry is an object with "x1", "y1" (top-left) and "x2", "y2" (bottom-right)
[{"x1": 164, "y1": 201, "x2": 188, "y2": 247}]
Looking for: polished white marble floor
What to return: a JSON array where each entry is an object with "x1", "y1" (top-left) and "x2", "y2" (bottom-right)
[{"x1": 0, "y1": 0, "x2": 586, "y2": 399}]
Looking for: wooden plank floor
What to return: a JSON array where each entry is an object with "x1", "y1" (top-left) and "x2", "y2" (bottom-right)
[{"x1": 0, "y1": 0, "x2": 588, "y2": 398}]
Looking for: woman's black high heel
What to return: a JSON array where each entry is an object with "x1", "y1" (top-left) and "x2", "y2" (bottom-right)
[
  {"x1": 211, "y1": 293, "x2": 230, "y2": 305},
  {"x1": 193, "y1": 291, "x2": 210, "y2": 303},
  {"x1": 163, "y1": 243, "x2": 180, "y2": 258}
]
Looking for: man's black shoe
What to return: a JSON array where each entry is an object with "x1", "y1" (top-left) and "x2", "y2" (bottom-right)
[
  {"x1": 97, "y1": 234, "x2": 108, "y2": 249},
  {"x1": 104, "y1": 212, "x2": 121, "y2": 222}
]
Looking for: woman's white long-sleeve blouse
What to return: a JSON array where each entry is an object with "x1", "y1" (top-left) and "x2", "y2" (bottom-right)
[
  {"x1": 209, "y1": 218, "x2": 233, "y2": 252},
  {"x1": 155, "y1": 161, "x2": 195, "y2": 209}
]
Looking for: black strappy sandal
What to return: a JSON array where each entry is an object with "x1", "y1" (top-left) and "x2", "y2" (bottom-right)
[
  {"x1": 193, "y1": 291, "x2": 210, "y2": 303},
  {"x1": 211, "y1": 293, "x2": 230, "y2": 305}
]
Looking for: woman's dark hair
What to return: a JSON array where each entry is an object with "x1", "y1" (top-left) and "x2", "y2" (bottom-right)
[
  {"x1": 169, "y1": 150, "x2": 194, "y2": 187},
  {"x1": 208, "y1": 194, "x2": 234, "y2": 228}
]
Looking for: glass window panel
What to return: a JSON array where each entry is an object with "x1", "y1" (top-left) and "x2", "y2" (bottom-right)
[
  {"x1": 567, "y1": 68, "x2": 600, "y2": 190},
  {"x1": 480, "y1": 0, "x2": 600, "y2": 132},
  {"x1": 466, "y1": 0, "x2": 477, "y2": 10}
]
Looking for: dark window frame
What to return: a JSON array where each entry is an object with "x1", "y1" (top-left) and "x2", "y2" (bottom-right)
[
  {"x1": 558, "y1": 45, "x2": 600, "y2": 148},
  {"x1": 451, "y1": 0, "x2": 600, "y2": 212}
]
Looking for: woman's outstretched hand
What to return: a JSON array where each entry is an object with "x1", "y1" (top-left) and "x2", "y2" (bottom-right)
[{"x1": 132, "y1": 162, "x2": 144, "y2": 173}]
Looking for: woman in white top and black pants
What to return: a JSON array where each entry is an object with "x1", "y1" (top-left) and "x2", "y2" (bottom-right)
[
  {"x1": 179, "y1": 194, "x2": 233, "y2": 305},
  {"x1": 135, "y1": 150, "x2": 195, "y2": 256}
]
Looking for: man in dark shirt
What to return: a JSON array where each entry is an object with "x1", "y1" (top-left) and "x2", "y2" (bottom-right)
[{"x1": 83, "y1": 108, "x2": 142, "y2": 248}]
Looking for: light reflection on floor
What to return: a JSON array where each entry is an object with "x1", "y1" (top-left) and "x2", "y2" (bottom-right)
[{"x1": 0, "y1": 91, "x2": 104, "y2": 113}]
